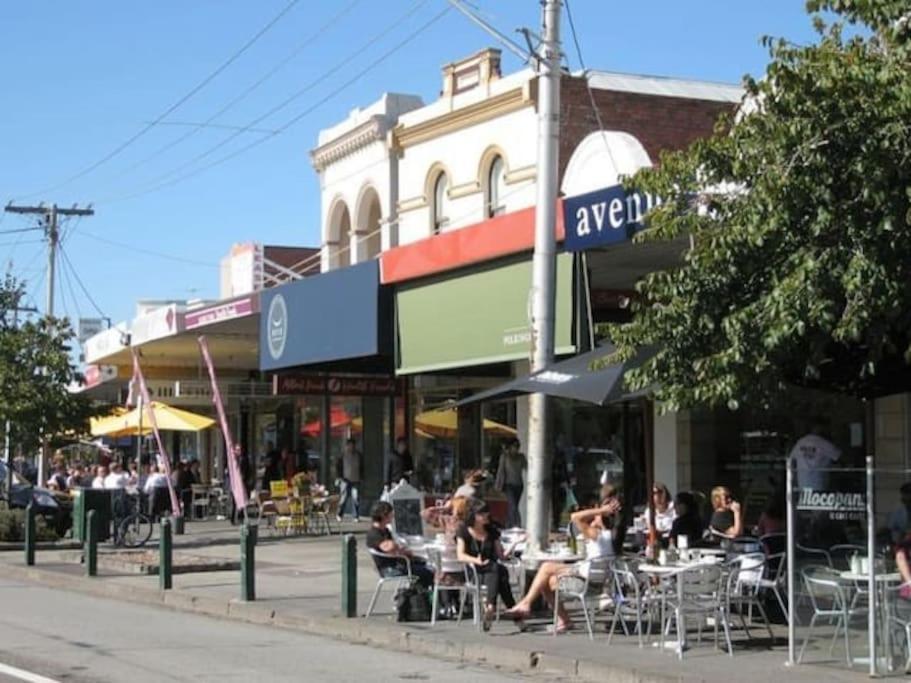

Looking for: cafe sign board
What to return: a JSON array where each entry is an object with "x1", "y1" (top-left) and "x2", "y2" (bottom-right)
[
  {"x1": 563, "y1": 183, "x2": 661, "y2": 251},
  {"x1": 273, "y1": 374, "x2": 403, "y2": 397},
  {"x1": 796, "y1": 488, "x2": 866, "y2": 521}
]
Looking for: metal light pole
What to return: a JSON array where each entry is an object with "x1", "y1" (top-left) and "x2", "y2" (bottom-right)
[{"x1": 525, "y1": 0, "x2": 562, "y2": 552}]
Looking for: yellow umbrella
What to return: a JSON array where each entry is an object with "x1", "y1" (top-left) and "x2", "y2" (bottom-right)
[
  {"x1": 90, "y1": 402, "x2": 215, "y2": 437},
  {"x1": 414, "y1": 410, "x2": 516, "y2": 439}
]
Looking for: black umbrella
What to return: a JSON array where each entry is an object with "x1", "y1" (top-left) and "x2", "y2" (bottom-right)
[{"x1": 454, "y1": 344, "x2": 656, "y2": 407}]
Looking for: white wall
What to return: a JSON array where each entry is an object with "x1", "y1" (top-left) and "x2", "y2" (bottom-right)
[{"x1": 396, "y1": 107, "x2": 539, "y2": 245}]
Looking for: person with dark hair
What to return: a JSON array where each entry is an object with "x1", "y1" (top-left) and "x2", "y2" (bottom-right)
[
  {"x1": 455, "y1": 501, "x2": 521, "y2": 631},
  {"x1": 365, "y1": 501, "x2": 433, "y2": 588},
  {"x1": 386, "y1": 436, "x2": 414, "y2": 487},
  {"x1": 505, "y1": 488, "x2": 621, "y2": 632},
  {"x1": 495, "y1": 438, "x2": 526, "y2": 528},
  {"x1": 755, "y1": 495, "x2": 786, "y2": 537},
  {"x1": 888, "y1": 483, "x2": 911, "y2": 543},
  {"x1": 669, "y1": 491, "x2": 704, "y2": 547},
  {"x1": 337, "y1": 438, "x2": 362, "y2": 522},
  {"x1": 637, "y1": 482, "x2": 676, "y2": 538}
]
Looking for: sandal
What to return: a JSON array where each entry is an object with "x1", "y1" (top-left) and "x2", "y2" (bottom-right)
[
  {"x1": 545, "y1": 620, "x2": 572, "y2": 635},
  {"x1": 482, "y1": 604, "x2": 495, "y2": 632}
]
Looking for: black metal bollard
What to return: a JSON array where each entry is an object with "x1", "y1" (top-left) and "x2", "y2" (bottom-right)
[
  {"x1": 24, "y1": 503, "x2": 36, "y2": 566},
  {"x1": 159, "y1": 518, "x2": 172, "y2": 590},
  {"x1": 240, "y1": 523, "x2": 256, "y2": 601},
  {"x1": 85, "y1": 509, "x2": 98, "y2": 577},
  {"x1": 342, "y1": 534, "x2": 357, "y2": 618}
]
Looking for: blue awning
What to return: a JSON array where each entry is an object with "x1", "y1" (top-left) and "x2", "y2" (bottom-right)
[{"x1": 259, "y1": 260, "x2": 391, "y2": 371}]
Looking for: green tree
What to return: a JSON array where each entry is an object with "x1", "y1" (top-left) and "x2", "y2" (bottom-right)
[
  {"x1": 607, "y1": 0, "x2": 911, "y2": 411},
  {"x1": 0, "y1": 275, "x2": 97, "y2": 455}
]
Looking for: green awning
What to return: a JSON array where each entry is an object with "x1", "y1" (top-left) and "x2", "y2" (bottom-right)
[{"x1": 396, "y1": 254, "x2": 576, "y2": 375}]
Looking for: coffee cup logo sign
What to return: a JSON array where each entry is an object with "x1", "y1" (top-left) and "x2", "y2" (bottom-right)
[{"x1": 267, "y1": 294, "x2": 288, "y2": 361}]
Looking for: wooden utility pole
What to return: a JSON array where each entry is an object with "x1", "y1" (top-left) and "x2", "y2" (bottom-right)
[{"x1": 4, "y1": 202, "x2": 94, "y2": 484}]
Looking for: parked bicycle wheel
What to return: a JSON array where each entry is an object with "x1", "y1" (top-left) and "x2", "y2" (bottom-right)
[{"x1": 118, "y1": 513, "x2": 153, "y2": 548}]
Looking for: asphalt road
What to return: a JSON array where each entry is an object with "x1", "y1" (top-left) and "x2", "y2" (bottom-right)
[{"x1": 0, "y1": 578, "x2": 529, "y2": 683}]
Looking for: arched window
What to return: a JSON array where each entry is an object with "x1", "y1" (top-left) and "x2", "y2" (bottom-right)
[
  {"x1": 431, "y1": 172, "x2": 449, "y2": 234},
  {"x1": 486, "y1": 155, "x2": 506, "y2": 218}
]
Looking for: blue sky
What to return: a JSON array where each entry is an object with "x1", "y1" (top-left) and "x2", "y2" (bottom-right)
[{"x1": 0, "y1": 1, "x2": 819, "y2": 328}]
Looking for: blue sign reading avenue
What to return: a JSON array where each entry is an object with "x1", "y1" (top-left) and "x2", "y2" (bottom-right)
[{"x1": 562, "y1": 184, "x2": 661, "y2": 251}]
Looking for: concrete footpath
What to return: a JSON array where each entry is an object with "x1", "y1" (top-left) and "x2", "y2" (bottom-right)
[{"x1": 0, "y1": 520, "x2": 876, "y2": 682}]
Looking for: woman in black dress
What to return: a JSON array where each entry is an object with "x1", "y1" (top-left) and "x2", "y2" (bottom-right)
[{"x1": 455, "y1": 502, "x2": 519, "y2": 631}]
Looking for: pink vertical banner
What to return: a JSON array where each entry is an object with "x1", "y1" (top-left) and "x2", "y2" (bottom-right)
[
  {"x1": 197, "y1": 335, "x2": 247, "y2": 511},
  {"x1": 131, "y1": 350, "x2": 181, "y2": 517}
]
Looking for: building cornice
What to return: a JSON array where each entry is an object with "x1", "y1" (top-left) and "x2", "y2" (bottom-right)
[
  {"x1": 310, "y1": 115, "x2": 389, "y2": 172},
  {"x1": 391, "y1": 85, "x2": 533, "y2": 151}
]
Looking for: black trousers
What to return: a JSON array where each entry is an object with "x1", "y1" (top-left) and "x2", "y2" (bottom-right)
[{"x1": 478, "y1": 564, "x2": 515, "y2": 609}]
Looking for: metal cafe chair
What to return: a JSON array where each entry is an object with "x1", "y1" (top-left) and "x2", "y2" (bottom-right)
[
  {"x1": 460, "y1": 563, "x2": 486, "y2": 631},
  {"x1": 365, "y1": 549, "x2": 414, "y2": 619},
  {"x1": 797, "y1": 566, "x2": 866, "y2": 667},
  {"x1": 723, "y1": 552, "x2": 776, "y2": 642},
  {"x1": 754, "y1": 551, "x2": 791, "y2": 625},
  {"x1": 885, "y1": 582, "x2": 911, "y2": 673},
  {"x1": 552, "y1": 556, "x2": 611, "y2": 639},
  {"x1": 664, "y1": 565, "x2": 732, "y2": 659},
  {"x1": 425, "y1": 547, "x2": 474, "y2": 626},
  {"x1": 607, "y1": 558, "x2": 653, "y2": 647}
]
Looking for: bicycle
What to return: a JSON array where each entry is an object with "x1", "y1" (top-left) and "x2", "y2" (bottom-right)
[{"x1": 111, "y1": 489, "x2": 153, "y2": 548}]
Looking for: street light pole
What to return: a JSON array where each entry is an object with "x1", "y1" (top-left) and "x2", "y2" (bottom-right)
[{"x1": 525, "y1": 0, "x2": 562, "y2": 552}]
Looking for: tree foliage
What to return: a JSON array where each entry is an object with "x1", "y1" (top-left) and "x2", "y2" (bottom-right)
[
  {"x1": 607, "y1": 0, "x2": 911, "y2": 410},
  {"x1": 0, "y1": 275, "x2": 97, "y2": 453}
]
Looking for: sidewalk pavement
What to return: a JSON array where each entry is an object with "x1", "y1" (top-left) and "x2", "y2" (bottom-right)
[{"x1": 0, "y1": 520, "x2": 876, "y2": 682}]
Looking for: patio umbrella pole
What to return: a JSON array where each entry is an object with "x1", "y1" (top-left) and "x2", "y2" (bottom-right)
[
  {"x1": 786, "y1": 455, "x2": 796, "y2": 666},
  {"x1": 131, "y1": 351, "x2": 181, "y2": 517},
  {"x1": 866, "y1": 454, "x2": 876, "y2": 677}
]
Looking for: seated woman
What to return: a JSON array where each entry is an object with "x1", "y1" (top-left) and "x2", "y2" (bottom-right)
[
  {"x1": 455, "y1": 501, "x2": 519, "y2": 631},
  {"x1": 707, "y1": 485, "x2": 743, "y2": 540},
  {"x1": 505, "y1": 487, "x2": 622, "y2": 633},
  {"x1": 453, "y1": 469, "x2": 487, "y2": 500},
  {"x1": 636, "y1": 482, "x2": 676, "y2": 538},
  {"x1": 421, "y1": 495, "x2": 470, "y2": 536},
  {"x1": 668, "y1": 491, "x2": 704, "y2": 547}
]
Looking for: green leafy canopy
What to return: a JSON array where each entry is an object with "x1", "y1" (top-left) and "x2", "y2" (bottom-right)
[
  {"x1": 605, "y1": 0, "x2": 911, "y2": 411},
  {"x1": 0, "y1": 274, "x2": 98, "y2": 453}
]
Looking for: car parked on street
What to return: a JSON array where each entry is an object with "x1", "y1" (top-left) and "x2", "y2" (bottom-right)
[{"x1": 0, "y1": 460, "x2": 72, "y2": 536}]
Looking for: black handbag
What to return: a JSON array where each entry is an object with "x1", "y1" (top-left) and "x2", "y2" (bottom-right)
[{"x1": 394, "y1": 581, "x2": 431, "y2": 622}]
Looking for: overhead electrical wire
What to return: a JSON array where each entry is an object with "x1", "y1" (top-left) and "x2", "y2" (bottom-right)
[
  {"x1": 564, "y1": 0, "x2": 619, "y2": 171},
  {"x1": 75, "y1": 229, "x2": 220, "y2": 269},
  {"x1": 116, "y1": 0, "x2": 364, "y2": 178},
  {"x1": 59, "y1": 244, "x2": 106, "y2": 320},
  {"x1": 97, "y1": 0, "x2": 445, "y2": 204},
  {"x1": 14, "y1": 0, "x2": 302, "y2": 200}
]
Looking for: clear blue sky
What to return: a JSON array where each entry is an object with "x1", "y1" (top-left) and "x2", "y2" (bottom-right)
[{"x1": 0, "y1": 1, "x2": 819, "y2": 328}]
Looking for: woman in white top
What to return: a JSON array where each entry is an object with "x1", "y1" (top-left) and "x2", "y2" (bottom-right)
[
  {"x1": 637, "y1": 482, "x2": 676, "y2": 536},
  {"x1": 505, "y1": 487, "x2": 621, "y2": 632}
]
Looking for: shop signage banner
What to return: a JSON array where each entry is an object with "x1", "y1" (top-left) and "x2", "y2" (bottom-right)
[
  {"x1": 185, "y1": 296, "x2": 258, "y2": 330},
  {"x1": 796, "y1": 488, "x2": 866, "y2": 521},
  {"x1": 259, "y1": 260, "x2": 390, "y2": 371},
  {"x1": 396, "y1": 254, "x2": 575, "y2": 374},
  {"x1": 563, "y1": 184, "x2": 661, "y2": 251},
  {"x1": 83, "y1": 326, "x2": 129, "y2": 364},
  {"x1": 131, "y1": 303, "x2": 182, "y2": 345},
  {"x1": 83, "y1": 364, "x2": 118, "y2": 389},
  {"x1": 272, "y1": 374, "x2": 403, "y2": 397}
]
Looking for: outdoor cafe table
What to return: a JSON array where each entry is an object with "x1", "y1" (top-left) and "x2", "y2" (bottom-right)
[
  {"x1": 640, "y1": 558, "x2": 724, "y2": 655},
  {"x1": 837, "y1": 570, "x2": 901, "y2": 673}
]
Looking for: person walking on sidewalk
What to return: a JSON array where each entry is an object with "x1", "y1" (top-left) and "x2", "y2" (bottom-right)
[
  {"x1": 385, "y1": 436, "x2": 414, "y2": 489},
  {"x1": 495, "y1": 438, "x2": 526, "y2": 528},
  {"x1": 337, "y1": 438, "x2": 362, "y2": 522}
]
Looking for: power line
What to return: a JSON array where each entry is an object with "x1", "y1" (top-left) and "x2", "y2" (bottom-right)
[
  {"x1": 15, "y1": 0, "x2": 302, "y2": 200},
  {"x1": 75, "y1": 229, "x2": 220, "y2": 269},
  {"x1": 564, "y1": 0, "x2": 619, "y2": 171},
  {"x1": 59, "y1": 244, "x2": 105, "y2": 320},
  {"x1": 59, "y1": 252, "x2": 84, "y2": 321},
  {"x1": 0, "y1": 226, "x2": 43, "y2": 236},
  {"x1": 100, "y1": 3, "x2": 449, "y2": 204},
  {"x1": 117, "y1": 0, "x2": 363, "y2": 178}
]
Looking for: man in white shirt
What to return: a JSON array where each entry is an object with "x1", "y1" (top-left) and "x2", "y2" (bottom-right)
[
  {"x1": 103, "y1": 462, "x2": 130, "y2": 489},
  {"x1": 91, "y1": 466, "x2": 108, "y2": 490},
  {"x1": 789, "y1": 423, "x2": 840, "y2": 491}
]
